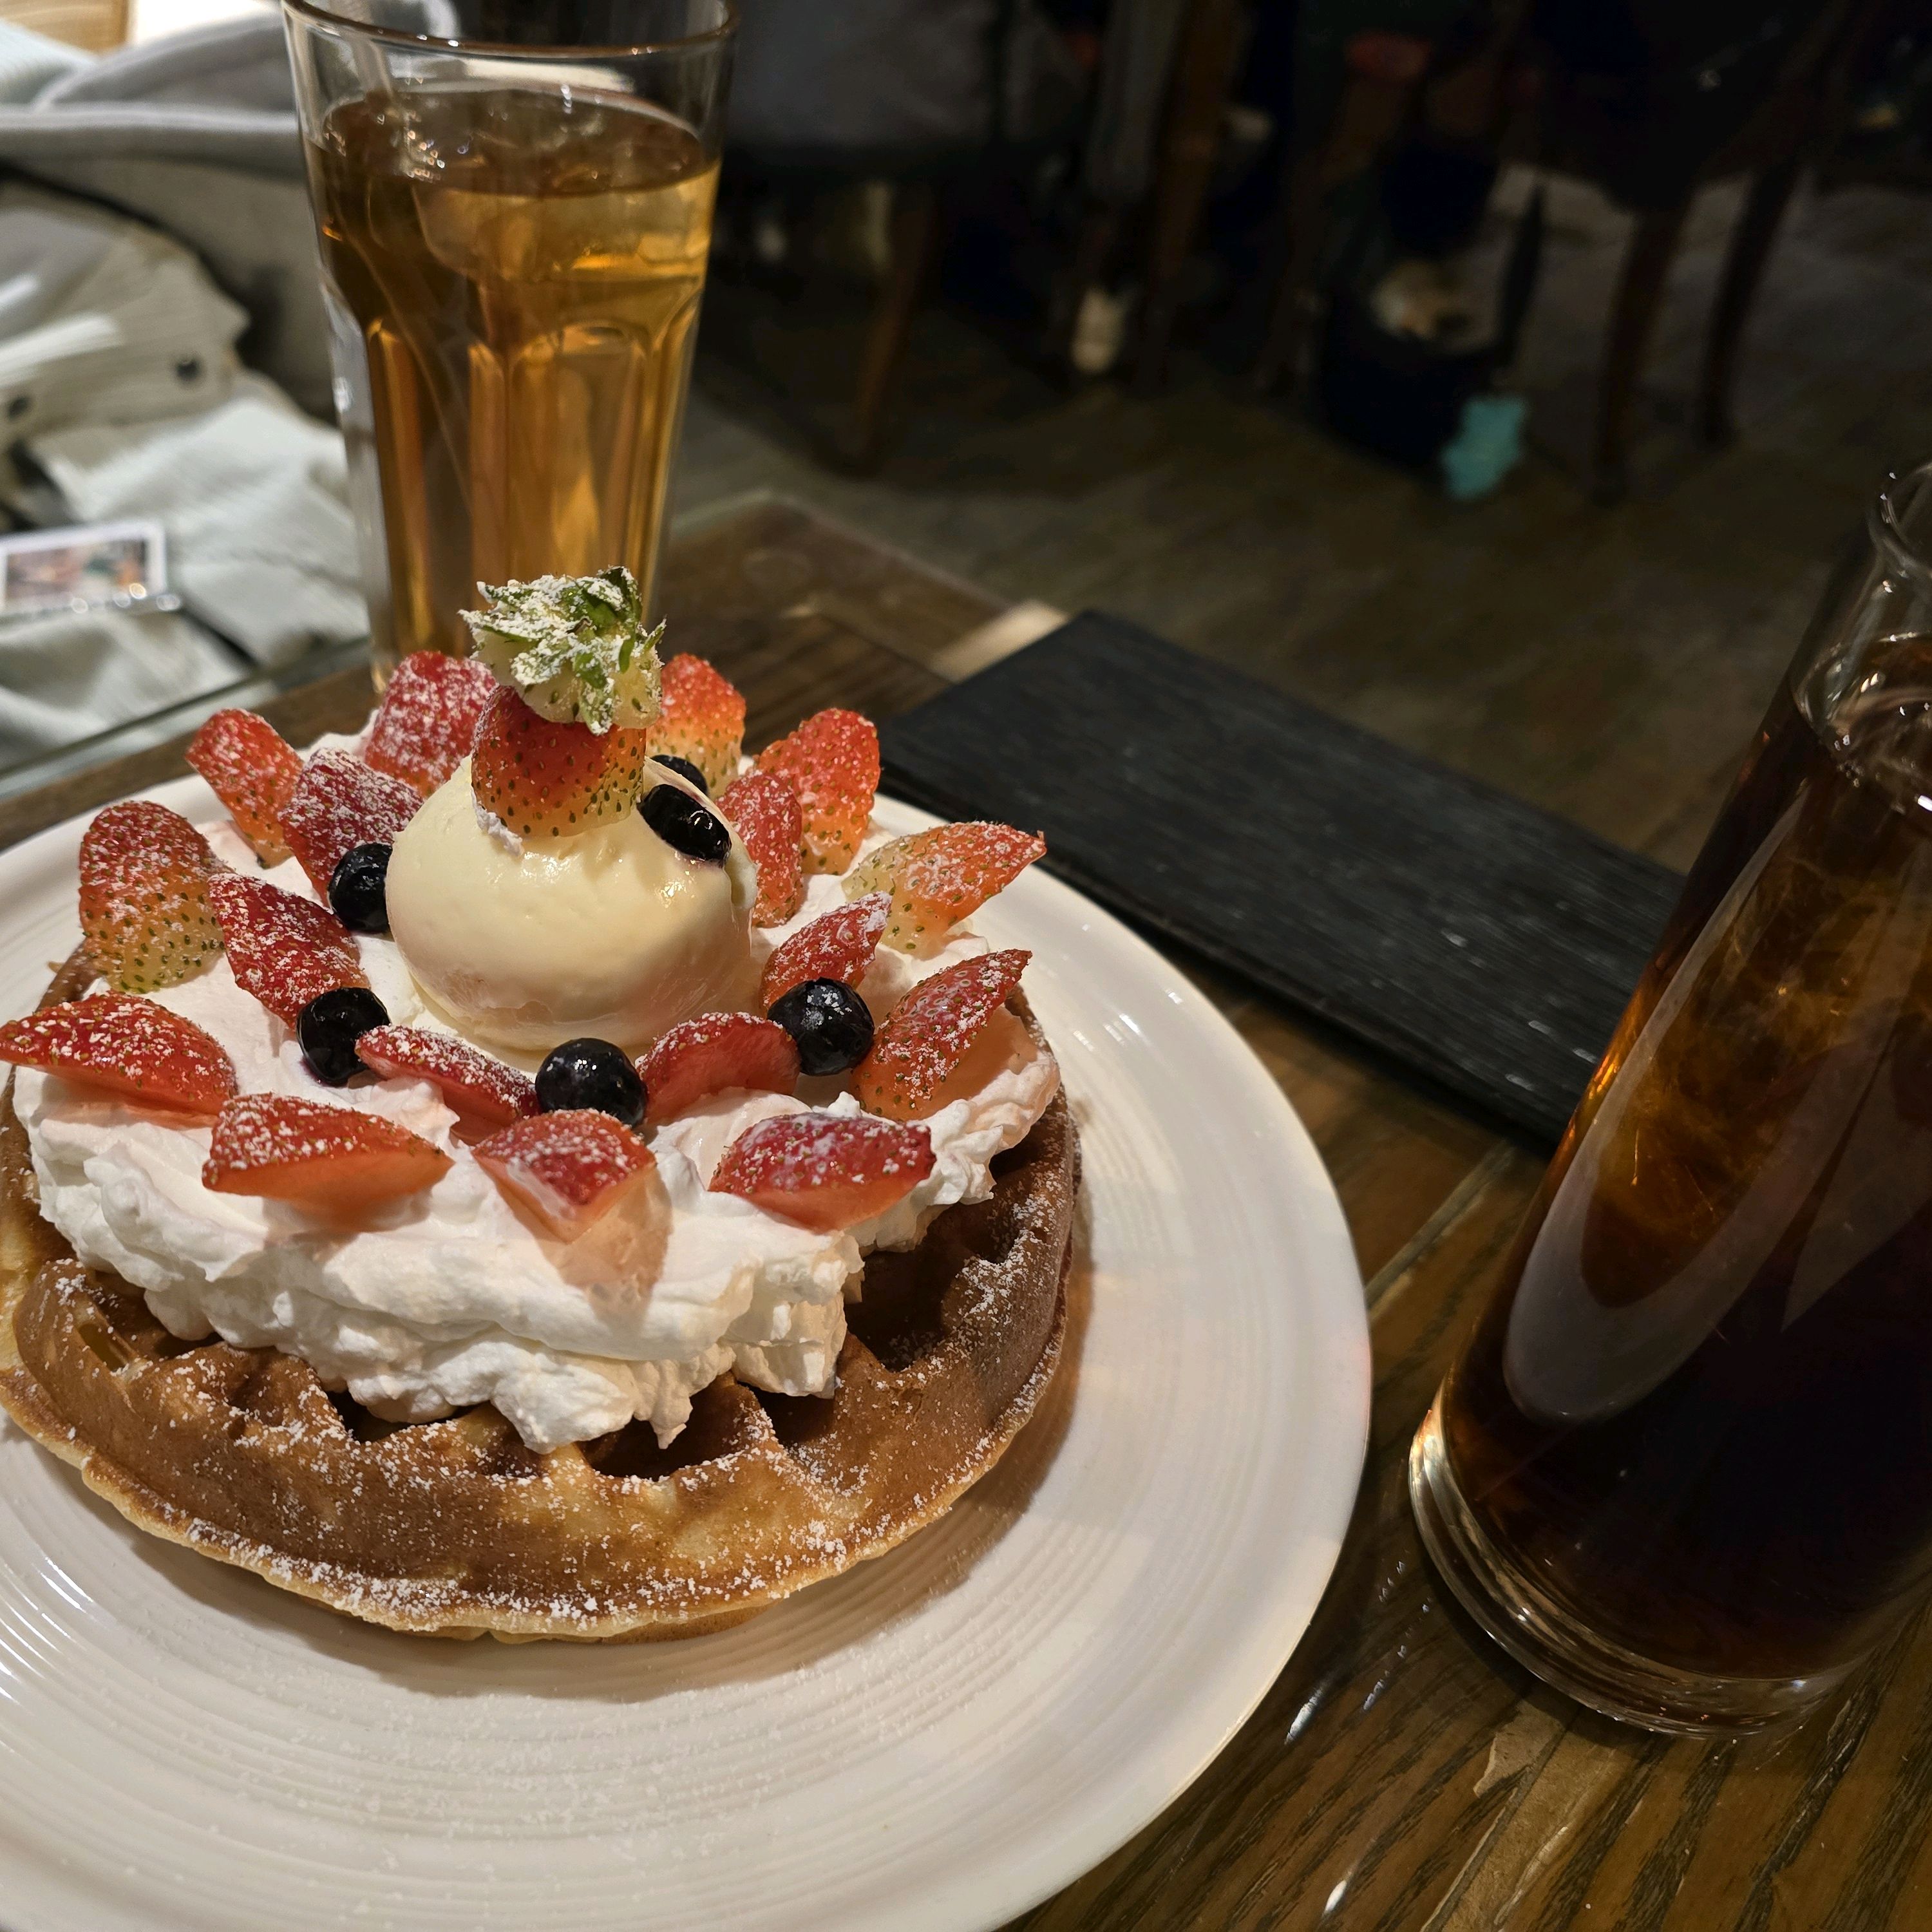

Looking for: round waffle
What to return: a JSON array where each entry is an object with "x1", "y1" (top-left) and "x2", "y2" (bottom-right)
[{"x1": 0, "y1": 952, "x2": 1078, "y2": 1641}]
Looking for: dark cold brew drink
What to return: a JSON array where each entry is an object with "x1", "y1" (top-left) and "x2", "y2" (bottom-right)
[{"x1": 1412, "y1": 465, "x2": 1932, "y2": 1729}]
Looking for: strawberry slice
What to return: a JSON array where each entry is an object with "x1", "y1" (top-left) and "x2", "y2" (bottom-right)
[
  {"x1": 754, "y1": 708, "x2": 878, "y2": 876},
  {"x1": 185, "y1": 710, "x2": 303, "y2": 864},
  {"x1": 843, "y1": 822, "x2": 1046, "y2": 952},
  {"x1": 758, "y1": 893, "x2": 889, "y2": 1009},
  {"x1": 718, "y1": 768, "x2": 804, "y2": 926},
  {"x1": 363, "y1": 650, "x2": 497, "y2": 795},
  {"x1": 472, "y1": 1109, "x2": 656, "y2": 1238},
  {"x1": 79, "y1": 801, "x2": 223, "y2": 995},
  {"x1": 281, "y1": 748, "x2": 421, "y2": 896},
  {"x1": 470, "y1": 686, "x2": 652, "y2": 838},
  {"x1": 854, "y1": 949, "x2": 1031, "y2": 1121},
  {"x1": 204, "y1": 1094, "x2": 451, "y2": 1213},
  {"x1": 356, "y1": 1025, "x2": 536, "y2": 1130},
  {"x1": 207, "y1": 873, "x2": 368, "y2": 1024},
  {"x1": 0, "y1": 994, "x2": 236, "y2": 1117},
  {"x1": 639, "y1": 1012, "x2": 800, "y2": 1124},
  {"x1": 710, "y1": 1111, "x2": 933, "y2": 1233},
  {"x1": 647, "y1": 654, "x2": 745, "y2": 795}
]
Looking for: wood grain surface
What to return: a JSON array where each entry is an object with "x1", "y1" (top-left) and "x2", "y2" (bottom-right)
[{"x1": 7, "y1": 496, "x2": 1927, "y2": 1929}]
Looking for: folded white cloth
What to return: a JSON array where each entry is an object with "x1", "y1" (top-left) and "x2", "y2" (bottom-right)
[
  {"x1": 0, "y1": 603, "x2": 239, "y2": 764},
  {"x1": 28, "y1": 370, "x2": 366, "y2": 668},
  {"x1": 0, "y1": 182, "x2": 245, "y2": 439}
]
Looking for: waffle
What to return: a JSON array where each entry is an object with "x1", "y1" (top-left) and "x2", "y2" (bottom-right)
[{"x1": 0, "y1": 951, "x2": 1078, "y2": 1641}]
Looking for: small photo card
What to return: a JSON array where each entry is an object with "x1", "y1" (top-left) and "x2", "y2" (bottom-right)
[{"x1": 0, "y1": 520, "x2": 169, "y2": 618}]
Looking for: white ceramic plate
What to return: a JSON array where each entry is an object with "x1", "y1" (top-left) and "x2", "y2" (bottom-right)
[{"x1": 0, "y1": 781, "x2": 1368, "y2": 1932}]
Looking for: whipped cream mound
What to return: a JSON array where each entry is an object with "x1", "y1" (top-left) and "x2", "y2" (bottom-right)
[
  {"x1": 15, "y1": 813, "x2": 1057, "y2": 1454},
  {"x1": 386, "y1": 759, "x2": 759, "y2": 1058}
]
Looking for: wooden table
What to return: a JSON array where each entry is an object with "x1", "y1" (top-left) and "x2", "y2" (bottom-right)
[{"x1": 6, "y1": 496, "x2": 1928, "y2": 1931}]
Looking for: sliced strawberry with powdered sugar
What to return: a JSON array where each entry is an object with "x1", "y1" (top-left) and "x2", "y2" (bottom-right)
[
  {"x1": 469, "y1": 686, "x2": 652, "y2": 838},
  {"x1": 718, "y1": 767, "x2": 804, "y2": 926},
  {"x1": 203, "y1": 1094, "x2": 451, "y2": 1213},
  {"x1": 472, "y1": 1108, "x2": 657, "y2": 1238},
  {"x1": 207, "y1": 873, "x2": 368, "y2": 1024},
  {"x1": 362, "y1": 650, "x2": 497, "y2": 795},
  {"x1": 79, "y1": 800, "x2": 223, "y2": 995},
  {"x1": 853, "y1": 948, "x2": 1031, "y2": 1120},
  {"x1": 758, "y1": 893, "x2": 889, "y2": 1009},
  {"x1": 843, "y1": 822, "x2": 1046, "y2": 952},
  {"x1": 185, "y1": 710, "x2": 303, "y2": 864},
  {"x1": 639, "y1": 1012, "x2": 800, "y2": 1125},
  {"x1": 753, "y1": 708, "x2": 879, "y2": 875},
  {"x1": 647, "y1": 654, "x2": 745, "y2": 795},
  {"x1": 710, "y1": 1110, "x2": 933, "y2": 1232},
  {"x1": 356, "y1": 1025, "x2": 536, "y2": 1130},
  {"x1": 281, "y1": 748, "x2": 421, "y2": 896},
  {"x1": 0, "y1": 994, "x2": 236, "y2": 1116}
]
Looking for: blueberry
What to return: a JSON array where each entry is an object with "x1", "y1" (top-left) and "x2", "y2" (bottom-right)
[
  {"x1": 639, "y1": 784, "x2": 731, "y2": 866},
  {"x1": 650, "y1": 753, "x2": 710, "y2": 796},
  {"x1": 768, "y1": 978, "x2": 875, "y2": 1077},
  {"x1": 298, "y1": 986, "x2": 390, "y2": 1086},
  {"x1": 329, "y1": 842, "x2": 392, "y2": 933},
  {"x1": 536, "y1": 1036, "x2": 646, "y2": 1128}
]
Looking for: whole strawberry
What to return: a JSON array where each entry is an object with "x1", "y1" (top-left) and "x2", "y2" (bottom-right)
[{"x1": 470, "y1": 687, "x2": 654, "y2": 838}]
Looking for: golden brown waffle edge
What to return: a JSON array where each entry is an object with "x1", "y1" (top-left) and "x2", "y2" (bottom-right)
[{"x1": 0, "y1": 952, "x2": 1078, "y2": 1640}]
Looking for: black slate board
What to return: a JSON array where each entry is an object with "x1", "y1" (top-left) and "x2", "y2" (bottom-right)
[{"x1": 878, "y1": 612, "x2": 1686, "y2": 1145}]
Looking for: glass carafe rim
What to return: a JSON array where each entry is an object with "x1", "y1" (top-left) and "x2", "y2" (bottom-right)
[
  {"x1": 1868, "y1": 459, "x2": 1932, "y2": 587},
  {"x1": 283, "y1": 0, "x2": 737, "y2": 60}
]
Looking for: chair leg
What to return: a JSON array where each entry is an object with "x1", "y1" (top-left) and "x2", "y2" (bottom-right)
[
  {"x1": 1251, "y1": 50, "x2": 1430, "y2": 399},
  {"x1": 840, "y1": 180, "x2": 940, "y2": 474},
  {"x1": 1594, "y1": 201, "x2": 1689, "y2": 504},
  {"x1": 1250, "y1": 151, "x2": 1330, "y2": 399},
  {"x1": 1700, "y1": 152, "x2": 1803, "y2": 448},
  {"x1": 1132, "y1": 0, "x2": 1245, "y2": 395}
]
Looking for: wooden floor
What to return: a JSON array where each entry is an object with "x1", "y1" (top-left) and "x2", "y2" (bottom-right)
[{"x1": 678, "y1": 173, "x2": 1932, "y2": 876}]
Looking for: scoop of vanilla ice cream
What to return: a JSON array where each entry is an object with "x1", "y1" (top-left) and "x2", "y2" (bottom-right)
[{"x1": 387, "y1": 760, "x2": 759, "y2": 1056}]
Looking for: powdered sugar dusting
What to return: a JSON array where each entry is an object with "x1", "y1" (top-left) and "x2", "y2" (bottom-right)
[
  {"x1": 712, "y1": 1110, "x2": 934, "y2": 1231},
  {"x1": 717, "y1": 767, "x2": 804, "y2": 925},
  {"x1": 640, "y1": 1013, "x2": 799, "y2": 1124},
  {"x1": 356, "y1": 1025, "x2": 536, "y2": 1128},
  {"x1": 0, "y1": 993, "x2": 236, "y2": 1114},
  {"x1": 473, "y1": 1110, "x2": 653, "y2": 1224},
  {"x1": 753, "y1": 709, "x2": 880, "y2": 875},
  {"x1": 759, "y1": 892, "x2": 889, "y2": 1007},
  {"x1": 857, "y1": 950, "x2": 1032, "y2": 1120},
  {"x1": 184, "y1": 710, "x2": 303, "y2": 862},
  {"x1": 649, "y1": 653, "x2": 747, "y2": 795},
  {"x1": 77, "y1": 800, "x2": 223, "y2": 995},
  {"x1": 845, "y1": 822, "x2": 1046, "y2": 953},
  {"x1": 362, "y1": 651, "x2": 496, "y2": 795},
  {"x1": 281, "y1": 748, "x2": 421, "y2": 895},
  {"x1": 207, "y1": 873, "x2": 367, "y2": 1023},
  {"x1": 205, "y1": 1093, "x2": 444, "y2": 1182}
]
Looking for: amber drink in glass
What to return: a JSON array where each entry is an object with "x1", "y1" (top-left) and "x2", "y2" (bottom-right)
[
  {"x1": 1412, "y1": 462, "x2": 1932, "y2": 1731},
  {"x1": 283, "y1": 0, "x2": 734, "y2": 677}
]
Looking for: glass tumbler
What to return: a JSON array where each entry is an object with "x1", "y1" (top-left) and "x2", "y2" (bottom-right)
[
  {"x1": 1412, "y1": 461, "x2": 1932, "y2": 1733},
  {"x1": 283, "y1": 0, "x2": 734, "y2": 679}
]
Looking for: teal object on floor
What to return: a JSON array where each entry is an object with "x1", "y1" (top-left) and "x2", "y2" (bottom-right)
[{"x1": 1441, "y1": 392, "x2": 1527, "y2": 501}]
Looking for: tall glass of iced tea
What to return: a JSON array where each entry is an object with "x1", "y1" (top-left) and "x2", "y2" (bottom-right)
[
  {"x1": 283, "y1": 0, "x2": 734, "y2": 677},
  {"x1": 1412, "y1": 461, "x2": 1932, "y2": 1732}
]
